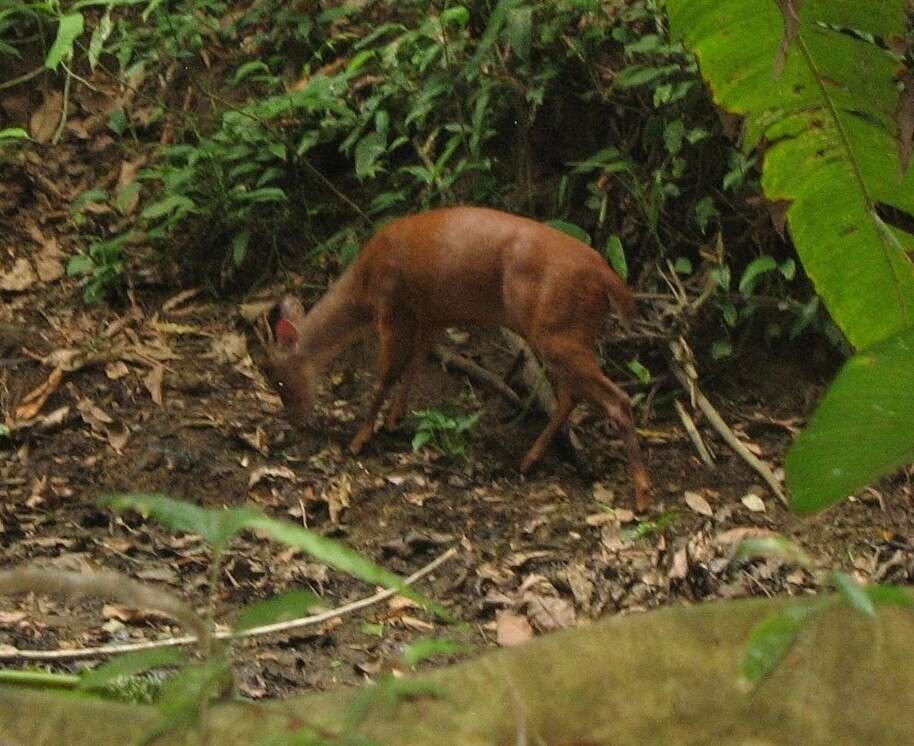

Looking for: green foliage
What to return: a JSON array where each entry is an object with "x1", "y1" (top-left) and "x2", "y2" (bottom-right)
[
  {"x1": 667, "y1": 0, "x2": 914, "y2": 351},
  {"x1": 786, "y1": 326, "x2": 914, "y2": 515},
  {"x1": 234, "y1": 590, "x2": 322, "y2": 632},
  {"x1": 411, "y1": 408, "x2": 481, "y2": 459},
  {"x1": 79, "y1": 648, "x2": 186, "y2": 698},
  {"x1": 402, "y1": 638, "x2": 473, "y2": 669},
  {"x1": 104, "y1": 492, "x2": 449, "y2": 619}
]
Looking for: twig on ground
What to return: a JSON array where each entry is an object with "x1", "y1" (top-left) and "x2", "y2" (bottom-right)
[
  {"x1": 674, "y1": 399, "x2": 715, "y2": 467},
  {"x1": 0, "y1": 547, "x2": 458, "y2": 661},
  {"x1": 432, "y1": 344, "x2": 521, "y2": 405},
  {"x1": 669, "y1": 338, "x2": 788, "y2": 506}
]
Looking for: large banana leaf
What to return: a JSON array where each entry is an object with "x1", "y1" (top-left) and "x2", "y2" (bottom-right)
[
  {"x1": 667, "y1": 0, "x2": 914, "y2": 350},
  {"x1": 786, "y1": 325, "x2": 914, "y2": 513}
]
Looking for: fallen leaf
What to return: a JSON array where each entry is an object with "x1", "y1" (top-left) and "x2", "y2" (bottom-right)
[
  {"x1": 741, "y1": 493, "x2": 767, "y2": 513},
  {"x1": 30, "y1": 89, "x2": 62, "y2": 143},
  {"x1": 563, "y1": 562, "x2": 595, "y2": 609},
  {"x1": 495, "y1": 610, "x2": 533, "y2": 647},
  {"x1": 669, "y1": 547, "x2": 689, "y2": 580},
  {"x1": 209, "y1": 332, "x2": 247, "y2": 363},
  {"x1": 525, "y1": 592, "x2": 576, "y2": 632},
  {"x1": 0, "y1": 258, "x2": 37, "y2": 292},
  {"x1": 15, "y1": 368, "x2": 64, "y2": 420},
  {"x1": 323, "y1": 474, "x2": 352, "y2": 524},
  {"x1": 248, "y1": 465, "x2": 297, "y2": 488},
  {"x1": 143, "y1": 365, "x2": 164, "y2": 405},
  {"x1": 162, "y1": 288, "x2": 201, "y2": 312},
  {"x1": 105, "y1": 361, "x2": 130, "y2": 380},
  {"x1": 504, "y1": 550, "x2": 553, "y2": 569},
  {"x1": 684, "y1": 490, "x2": 713, "y2": 517},
  {"x1": 592, "y1": 482, "x2": 615, "y2": 503}
]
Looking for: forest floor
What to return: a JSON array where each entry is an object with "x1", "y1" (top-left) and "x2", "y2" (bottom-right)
[
  {"x1": 2, "y1": 234, "x2": 914, "y2": 697},
  {"x1": 2, "y1": 67, "x2": 913, "y2": 698}
]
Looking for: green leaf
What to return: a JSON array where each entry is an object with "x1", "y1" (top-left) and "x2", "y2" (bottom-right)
[
  {"x1": 663, "y1": 118, "x2": 685, "y2": 155},
  {"x1": 731, "y1": 536, "x2": 814, "y2": 569},
  {"x1": 545, "y1": 219, "x2": 590, "y2": 245},
  {"x1": 231, "y1": 230, "x2": 250, "y2": 267},
  {"x1": 0, "y1": 424, "x2": 9, "y2": 438},
  {"x1": 667, "y1": 0, "x2": 914, "y2": 350},
  {"x1": 354, "y1": 132, "x2": 387, "y2": 180},
  {"x1": 831, "y1": 571, "x2": 875, "y2": 617},
  {"x1": 103, "y1": 494, "x2": 258, "y2": 550},
  {"x1": 506, "y1": 6, "x2": 532, "y2": 61},
  {"x1": 232, "y1": 60, "x2": 271, "y2": 85},
  {"x1": 673, "y1": 256, "x2": 693, "y2": 275},
  {"x1": 234, "y1": 187, "x2": 286, "y2": 204},
  {"x1": 742, "y1": 604, "x2": 820, "y2": 682},
  {"x1": 786, "y1": 326, "x2": 914, "y2": 514},
  {"x1": 738, "y1": 255, "x2": 777, "y2": 295},
  {"x1": 67, "y1": 255, "x2": 95, "y2": 276},
  {"x1": 627, "y1": 358, "x2": 651, "y2": 384},
  {"x1": 346, "y1": 49, "x2": 375, "y2": 74},
  {"x1": 440, "y1": 5, "x2": 470, "y2": 26},
  {"x1": 711, "y1": 340, "x2": 732, "y2": 360},
  {"x1": 107, "y1": 108, "x2": 128, "y2": 136},
  {"x1": 80, "y1": 648, "x2": 187, "y2": 691},
  {"x1": 0, "y1": 127, "x2": 30, "y2": 141},
  {"x1": 402, "y1": 638, "x2": 471, "y2": 668},
  {"x1": 142, "y1": 195, "x2": 195, "y2": 220},
  {"x1": 412, "y1": 430, "x2": 433, "y2": 451},
  {"x1": 604, "y1": 235, "x2": 628, "y2": 281},
  {"x1": 241, "y1": 514, "x2": 453, "y2": 621},
  {"x1": 866, "y1": 585, "x2": 914, "y2": 609},
  {"x1": 72, "y1": 189, "x2": 109, "y2": 211},
  {"x1": 87, "y1": 9, "x2": 112, "y2": 72},
  {"x1": 235, "y1": 590, "x2": 322, "y2": 632},
  {"x1": 45, "y1": 13, "x2": 84, "y2": 70}
]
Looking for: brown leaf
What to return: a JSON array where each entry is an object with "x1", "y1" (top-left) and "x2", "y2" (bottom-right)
[
  {"x1": 209, "y1": 332, "x2": 248, "y2": 363},
  {"x1": 105, "y1": 361, "x2": 130, "y2": 380},
  {"x1": 30, "y1": 89, "x2": 63, "y2": 143},
  {"x1": 563, "y1": 562, "x2": 595, "y2": 609},
  {"x1": 741, "y1": 492, "x2": 767, "y2": 513},
  {"x1": 0, "y1": 258, "x2": 37, "y2": 292},
  {"x1": 143, "y1": 365, "x2": 164, "y2": 405},
  {"x1": 15, "y1": 368, "x2": 65, "y2": 420},
  {"x1": 248, "y1": 465, "x2": 297, "y2": 488},
  {"x1": 524, "y1": 592, "x2": 576, "y2": 632},
  {"x1": 495, "y1": 610, "x2": 533, "y2": 647},
  {"x1": 684, "y1": 490, "x2": 713, "y2": 517}
]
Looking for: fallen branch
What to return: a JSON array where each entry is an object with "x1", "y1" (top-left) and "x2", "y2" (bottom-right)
[
  {"x1": 674, "y1": 399, "x2": 715, "y2": 467},
  {"x1": 670, "y1": 338, "x2": 788, "y2": 506},
  {"x1": 432, "y1": 344, "x2": 521, "y2": 405},
  {"x1": 0, "y1": 547, "x2": 457, "y2": 662}
]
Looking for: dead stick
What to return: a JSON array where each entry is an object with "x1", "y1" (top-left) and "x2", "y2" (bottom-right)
[
  {"x1": 432, "y1": 344, "x2": 521, "y2": 405},
  {"x1": 0, "y1": 547, "x2": 458, "y2": 662},
  {"x1": 674, "y1": 399, "x2": 715, "y2": 467},
  {"x1": 669, "y1": 361, "x2": 788, "y2": 506}
]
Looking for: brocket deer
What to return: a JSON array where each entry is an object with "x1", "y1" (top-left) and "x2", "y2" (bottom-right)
[{"x1": 263, "y1": 206, "x2": 651, "y2": 511}]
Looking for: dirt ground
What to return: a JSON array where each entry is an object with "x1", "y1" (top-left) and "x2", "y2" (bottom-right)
[{"x1": 2, "y1": 264, "x2": 913, "y2": 698}]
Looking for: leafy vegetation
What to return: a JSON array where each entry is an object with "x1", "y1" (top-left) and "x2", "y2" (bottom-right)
[{"x1": 411, "y1": 407, "x2": 482, "y2": 459}]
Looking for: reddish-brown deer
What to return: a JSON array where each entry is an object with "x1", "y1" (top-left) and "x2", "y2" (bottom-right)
[{"x1": 263, "y1": 207, "x2": 651, "y2": 511}]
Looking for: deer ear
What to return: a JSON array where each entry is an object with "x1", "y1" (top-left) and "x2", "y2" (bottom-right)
[{"x1": 275, "y1": 317, "x2": 299, "y2": 347}]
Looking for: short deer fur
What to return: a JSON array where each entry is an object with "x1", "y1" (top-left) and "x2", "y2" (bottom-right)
[{"x1": 264, "y1": 206, "x2": 651, "y2": 511}]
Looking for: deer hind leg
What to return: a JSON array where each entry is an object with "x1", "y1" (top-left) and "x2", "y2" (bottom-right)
[
  {"x1": 349, "y1": 317, "x2": 416, "y2": 455},
  {"x1": 520, "y1": 383, "x2": 576, "y2": 473},
  {"x1": 541, "y1": 338, "x2": 652, "y2": 512}
]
